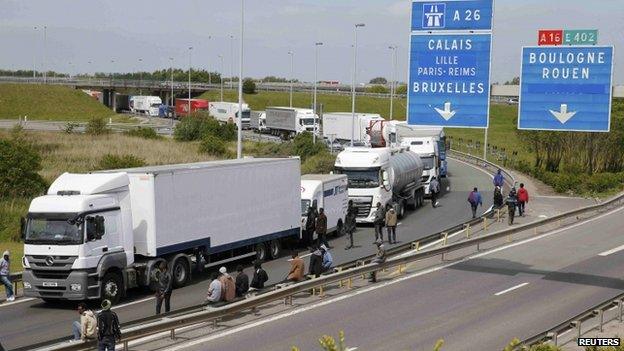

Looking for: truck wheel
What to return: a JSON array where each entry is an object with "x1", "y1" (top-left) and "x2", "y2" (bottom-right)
[
  {"x1": 407, "y1": 190, "x2": 417, "y2": 210},
  {"x1": 269, "y1": 240, "x2": 282, "y2": 259},
  {"x1": 335, "y1": 220, "x2": 344, "y2": 237},
  {"x1": 172, "y1": 257, "x2": 190, "y2": 288},
  {"x1": 397, "y1": 200, "x2": 406, "y2": 219},
  {"x1": 100, "y1": 272, "x2": 122, "y2": 304},
  {"x1": 255, "y1": 243, "x2": 268, "y2": 261}
]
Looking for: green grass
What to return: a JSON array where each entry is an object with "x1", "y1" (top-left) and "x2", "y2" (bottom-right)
[{"x1": 0, "y1": 83, "x2": 125, "y2": 121}]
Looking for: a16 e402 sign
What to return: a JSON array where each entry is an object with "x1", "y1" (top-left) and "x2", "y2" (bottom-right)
[
  {"x1": 538, "y1": 29, "x2": 598, "y2": 46},
  {"x1": 408, "y1": 33, "x2": 491, "y2": 128},
  {"x1": 518, "y1": 46, "x2": 614, "y2": 132},
  {"x1": 411, "y1": 0, "x2": 493, "y2": 31}
]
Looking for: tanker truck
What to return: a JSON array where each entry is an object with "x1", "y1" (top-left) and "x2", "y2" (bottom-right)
[{"x1": 334, "y1": 147, "x2": 425, "y2": 223}]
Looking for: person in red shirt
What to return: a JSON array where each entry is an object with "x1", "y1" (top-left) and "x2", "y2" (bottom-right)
[{"x1": 517, "y1": 183, "x2": 529, "y2": 217}]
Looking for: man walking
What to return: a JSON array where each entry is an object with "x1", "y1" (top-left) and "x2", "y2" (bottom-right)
[
  {"x1": 373, "y1": 202, "x2": 385, "y2": 242},
  {"x1": 429, "y1": 176, "x2": 440, "y2": 208},
  {"x1": 517, "y1": 183, "x2": 529, "y2": 217},
  {"x1": 97, "y1": 300, "x2": 121, "y2": 351},
  {"x1": 0, "y1": 251, "x2": 14, "y2": 302},
  {"x1": 385, "y1": 206, "x2": 398, "y2": 244},
  {"x1": 155, "y1": 262, "x2": 172, "y2": 315},
  {"x1": 493, "y1": 169, "x2": 505, "y2": 188},
  {"x1": 72, "y1": 303, "x2": 97, "y2": 342},
  {"x1": 344, "y1": 200, "x2": 357, "y2": 250},
  {"x1": 467, "y1": 187, "x2": 483, "y2": 219},
  {"x1": 304, "y1": 205, "x2": 317, "y2": 246},
  {"x1": 316, "y1": 208, "x2": 330, "y2": 249},
  {"x1": 506, "y1": 188, "x2": 518, "y2": 225}
]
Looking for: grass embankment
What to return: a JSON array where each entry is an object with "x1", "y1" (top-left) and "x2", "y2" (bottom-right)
[{"x1": 0, "y1": 83, "x2": 128, "y2": 122}]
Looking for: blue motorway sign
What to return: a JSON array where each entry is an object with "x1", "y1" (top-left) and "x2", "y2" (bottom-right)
[
  {"x1": 408, "y1": 33, "x2": 491, "y2": 128},
  {"x1": 411, "y1": 0, "x2": 493, "y2": 31},
  {"x1": 518, "y1": 46, "x2": 614, "y2": 132}
]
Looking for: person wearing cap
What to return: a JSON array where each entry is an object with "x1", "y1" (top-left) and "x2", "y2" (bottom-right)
[
  {"x1": 218, "y1": 267, "x2": 236, "y2": 302},
  {"x1": 320, "y1": 245, "x2": 333, "y2": 273},
  {"x1": 206, "y1": 272, "x2": 222, "y2": 303},
  {"x1": 369, "y1": 240, "x2": 386, "y2": 283},
  {"x1": 97, "y1": 299, "x2": 121, "y2": 351},
  {"x1": 287, "y1": 252, "x2": 305, "y2": 282},
  {"x1": 155, "y1": 261, "x2": 173, "y2": 315},
  {"x1": 0, "y1": 250, "x2": 14, "y2": 302}
]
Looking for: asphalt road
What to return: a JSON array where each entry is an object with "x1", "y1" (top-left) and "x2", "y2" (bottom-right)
[
  {"x1": 192, "y1": 199, "x2": 624, "y2": 351},
  {"x1": 0, "y1": 158, "x2": 493, "y2": 350}
]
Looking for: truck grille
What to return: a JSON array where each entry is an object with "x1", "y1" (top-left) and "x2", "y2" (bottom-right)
[
  {"x1": 350, "y1": 196, "x2": 373, "y2": 218},
  {"x1": 32, "y1": 270, "x2": 71, "y2": 280},
  {"x1": 27, "y1": 255, "x2": 77, "y2": 269}
]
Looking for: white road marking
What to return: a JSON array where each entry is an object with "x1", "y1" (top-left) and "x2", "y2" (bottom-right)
[
  {"x1": 535, "y1": 195, "x2": 586, "y2": 200},
  {"x1": 0, "y1": 297, "x2": 36, "y2": 308},
  {"x1": 93, "y1": 296, "x2": 155, "y2": 314},
  {"x1": 538, "y1": 215, "x2": 548, "y2": 219},
  {"x1": 598, "y1": 244, "x2": 624, "y2": 257},
  {"x1": 157, "y1": 205, "x2": 624, "y2": 350},
  {"x1": 494, "y1": 283, "x2": 529, "y2": 296}
]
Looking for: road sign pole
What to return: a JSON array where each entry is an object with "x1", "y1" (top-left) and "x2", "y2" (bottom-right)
[{"x1": 483, "y1": 127, "x2": 488, "y2": 160}]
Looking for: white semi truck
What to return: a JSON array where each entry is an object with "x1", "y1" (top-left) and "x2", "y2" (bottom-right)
[
  {"x1": 334, "y1": 147, "x2": 425, "y2": 223},
  {"x1": 130, "y1": 96, "x2": 162, "y2": 117},
  {"x1": 300, "y1": 174, "x2": 349, "y2": 240},
  {"x1": 209, "y1": 101, "x2": 251, "y2": 128},
  {"x1": 265, "y1": 107, "x2": 319, "y2": 139},
  {"x1": 322, "y1": 113, "x2": 384, "y2": 144},
  {"x1": 21, "y1": 158, "x2": 301, "y2": 303}
]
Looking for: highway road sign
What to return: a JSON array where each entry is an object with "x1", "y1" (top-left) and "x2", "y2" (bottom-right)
[
  {"x1": 518, "y1": 46, "x2": 614, "y2": 132},
  {"x1": 411, "y1": 0, "x2": 494, "y2": 31},
  {"x1": 538, "y1": 30, "x2": 563, "y2": 46},
  {"x1": 564, "y1": 29, "x2": 598, "y2": 46},
  {"x1": 408, "y1": 33, "x2": 491, "y2": 128}
]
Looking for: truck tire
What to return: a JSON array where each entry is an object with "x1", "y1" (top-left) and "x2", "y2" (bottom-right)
[
  {"x1": 172, "y1": 257, "x2": 191, "y2": 288},
  {"x1": 397, "y1": 200, "x2": 406, "y2": 219},
  {"x1": 100, "y1": 272, "x2": 122, "y2": 304},
  {"x1": 269, "y1": 240, "x2": 282, "y2": 259},
  {"x1": 407, "y1": 190, "x2": 417, "y2": 210},
  {"x1": 255, "y1": 243, "x2": 268, "y2": 261}
]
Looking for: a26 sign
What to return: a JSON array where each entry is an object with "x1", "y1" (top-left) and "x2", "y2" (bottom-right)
[{"x1": 538, "y1": 30, "x2": 563, "y2": 46}]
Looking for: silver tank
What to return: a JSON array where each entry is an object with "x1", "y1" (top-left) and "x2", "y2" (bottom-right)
[{"x1": 389, "y1": 149, "x2": 424, "y2": 192}]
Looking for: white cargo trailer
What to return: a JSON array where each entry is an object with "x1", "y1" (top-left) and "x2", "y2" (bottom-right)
[
  {"x1": 209, "y1": 101, "x2": 251, "y2": 128},
  {"x1": 322, "y1": 113, "x2": 384, "y2": 144},
  {"x1": 130, "y1": 95, "x2": 162, "y2": 117},
  {"x1": 265, "y1": 107, "x2": 319, "y2": 139},
  {"x1": 22, "y1": 158, "x2": 301, "y2": 303},
  {"x1": 300, "y1": 174, "x2": 348, "y2": 242}
]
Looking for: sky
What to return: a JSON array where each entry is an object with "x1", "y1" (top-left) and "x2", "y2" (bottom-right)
[{"x1": 0, "y1": 0, "x2": 622, "y2": 84}]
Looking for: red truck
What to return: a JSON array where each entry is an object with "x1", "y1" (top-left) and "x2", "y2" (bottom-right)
[{"x1": 175, "y1": 98, "x2": 209, "y2": 118}]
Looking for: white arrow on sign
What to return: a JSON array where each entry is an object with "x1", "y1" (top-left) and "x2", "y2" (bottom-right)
[
  {"x1": 434, "y1": 102, "x2": 457, "y2": 121},
  {"x1": 549, "y1": 104, "x2": 577, "y2": 124}
]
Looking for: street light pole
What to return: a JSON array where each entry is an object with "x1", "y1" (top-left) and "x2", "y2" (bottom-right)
[
  {"x1": 388, "y1": 45, "x2": 397, "y2": 120},
  {"x1": 288, "y1": 51, "x2": 295, "y2": 107},
  {"x1": 88, "y1": 60, "x2": 92, "y2": 85},
  {"x1": 169, "y1": 57, "x2": 174, "y2": 120},
  {"x1": 138, "y1": 58, "x2": 143, "y2": 94},
  {"x1": 351, "y1": 23, "x2": 365, "y2": 147},
  {"x1": 237, "y1": 0, "x2": 245, "y2": 159},
  {"x1": 229, "y1": 35, "x2": 234, "y2": 90},
  {"x1": 33, "y1": 26, "x2": 38, "y2": 79},
  {"x1": 207, "y1": 35, "x2": 212, "y2": 85},
  {"x1": 43, "y1": 25, "x2": 47, "y2": 83},
  {"x1": 218, "y1": 55, "x2": 224, "y2": 101},
  {"x1": 313, "y1": 42, "x2": 323, "y2": 144},
  {"x1": 188, "y1": 46, "x2": 193, "y2": 115}
]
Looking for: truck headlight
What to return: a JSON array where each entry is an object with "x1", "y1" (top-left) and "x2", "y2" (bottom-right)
[
  {"x1": 70, "y1": 284, "x2": 82, "y2": 292},
  {"x1": 23, "y1": 282, "x2": 32, "y2": 289},
  {"x1": 22, "y1": 256, "x2": 30, "y2": 268}
]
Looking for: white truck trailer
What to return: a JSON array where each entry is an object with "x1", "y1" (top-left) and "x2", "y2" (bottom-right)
[
  {"x1": 322, "y1": 113, "x2": 384, "y2": 144},
  {"x1": 334, "y1": 147, "x2": 425, "y2": 223},
  {"x1": 265, "y1": 107, "x2": 319, "y2": 139},
  {"x1": 21, "y1": 158, "x2": 301, "y2": 303},
  {"x1": 209, "y1": 101, "x2": 251, "y2": 128},
  {"x1": 393, "y1": 123, "x2": 448, "y2": 180},
  {"x1": 300, "y1": 174, "x2": 349, "y2": 240},
  {"x1": 130, "y1": 96, "x2": 162, "y2": 117}
]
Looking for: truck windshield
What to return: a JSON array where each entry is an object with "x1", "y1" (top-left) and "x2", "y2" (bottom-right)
[
  {"x1": 301, "y1": 118, "x2": 316, "y2": 126},
  {"x1": 150, "y1": 103, "x2": 161, "y2": 108},
  {"x1": 24, "y1": 214, "x2": 83, "y2": 245},
  {"x1": 335, "y1": 169, "x2": 380, "y2": 188},
  {"x1": 421, "y1": 156, "x2": 435, "y2": 170},
  {"x1": 301, "y1": 199, "x2": 311, "y2": 216}
]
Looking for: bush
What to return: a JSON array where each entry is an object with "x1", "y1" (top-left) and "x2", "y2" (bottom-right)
[
  {"x1": 302, "y1": 152, "x2": 336, "y2": 174},
  {"x1": 199, "y1": 134, "x2": 227, "y2": 156},
  {"x1": 395, "y1": 84, "x2": 407, "y2": 94},
  {"x1": 64, "y1": 122, "x2": 79, "y2": 134},
  {"x1": 125, "y1": 127, "x2": 162, "y2": 140},
  {"x1": 367, "y1": 85, "x2": 389, "y2": 94},
  {"x1": 174, "y1": 115, "x2": 220, "y2": 141},
  {"x1": 219, "y1": 123, "x2": 237, "y2": 142},
  {"x1": 86, "y1": 117, "x2": 110, "y2": 135},
  {"x1": 292, "y1": 132, "x2": 326, "y2": 161},
  {"x1": 0, "y1": 138, "x2": 47, "y2": 198},
  {"x1": 243, "y1": 78, "x2": 257, "y2": 94},
  {"x1": 98, "y1": 154, "x2": 146, "y2": 170}
]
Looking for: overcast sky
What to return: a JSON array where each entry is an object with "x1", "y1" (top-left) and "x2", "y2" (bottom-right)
[{"x1": 1, "y1": 0, "x2": 622, "y2": 84}]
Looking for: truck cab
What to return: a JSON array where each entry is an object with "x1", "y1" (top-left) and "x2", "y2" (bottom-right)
[
  {"x1": 300, "y1": 175, "x2": 348, "y2": 238},
  {"x1": 22, "y1": 173, "x2": 134, "y2": 303},
  {"x1": 401, "y1": 137, "x2": 440, "y2": 195}
]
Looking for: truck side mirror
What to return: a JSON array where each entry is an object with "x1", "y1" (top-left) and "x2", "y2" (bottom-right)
[{"x1": 20, "y1": 217, "x2": 26, "y2": 240}]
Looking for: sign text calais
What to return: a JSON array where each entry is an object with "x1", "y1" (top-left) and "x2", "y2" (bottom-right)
[{"x1": 518, "y1": 46, "x2": 614, "y2": 132}]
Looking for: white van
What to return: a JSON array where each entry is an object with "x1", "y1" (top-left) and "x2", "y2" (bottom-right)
[{"x1": 300, "y1": 174, "x2": 348, "y2": 239}]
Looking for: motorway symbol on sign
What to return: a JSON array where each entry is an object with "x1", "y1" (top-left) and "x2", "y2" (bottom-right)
[
  {"x1": 407, "y1": 33, "x2": 491, "y2": 128},
  {"x1": 411, "y1": 0, "x2": 494, "y2": 31},
  {"x1": 518, "y1": 46, "x2": 614, "y2": 132}
]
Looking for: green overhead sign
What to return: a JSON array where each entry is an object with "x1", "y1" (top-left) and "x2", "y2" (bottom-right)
[{"x1": 563, "y1": 29, "x2": 598, "y2": 45}]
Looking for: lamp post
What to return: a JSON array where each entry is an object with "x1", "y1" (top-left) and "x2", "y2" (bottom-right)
[
  {"x1": 87, "y1": 60, "x2": 92, "y2": 85},
  {"x1": 207, "y1": 35, "x2": 212, "y2": 84},
  {"x1": 43, "y1": 25, "x2": 47, "y2": 83},
  {"x1": 388, "y1": 45, "x2": 397, "y2": 120},
  {"x1": 188, "y1": 46, "x2": 193, "y2": 115},
  {"x1": 138, "y1": 58, "x2": 143, "y2": 94},
  {"x1": 236, "y1": 0, "x2": 245, "y2": 159},
  {"x1": 218, "y1": 54, "x2": 224, "y2": 101},
  {"x1": 288, "y1": 50, "x2": 294, "y2": 108},
  {"x1": 350, "y1": 23, "x2": 365, "y2": 147},
  {"x1": 33, "y1": 26, "x2": 38, "y2": 79},
  {"x1": 313, "y1": 42, "x2": 323, "y2": 144},
  {"x1": 169, "y1": 57, "x2": 174, "y2": 121},
  {"x1": 229, "y1": 35, "x2": 235, "y2": 90}
]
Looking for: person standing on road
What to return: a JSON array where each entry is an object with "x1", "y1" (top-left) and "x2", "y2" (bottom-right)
[
  {"x1": 218, "y1": 267, "x2": 236, "y2": 302},
  {"x1": 429, "y1": 176, "x2": 441, "y2": 208},
  {"x1": 316, "y1": 208, "x2": 331, "y2": 249},
  {"x1": 235, "y1": 265, "x2": 249, "y2": 297},
  {"x1": 206, "y1": 272, "x2": 223, "y2": 303},
  {"x1": 373, "y1": 202, "x2": 386, "y2": 242},
  {"x1": 493, "y1": 186, "x2": 504, "y2": 208},
  {"x1": 250, "y1": 261, "x2": 268, "y2": 290},
  {"x1": 287, "y1": 252, "x2": 305, "y2": 282},
  {"x1": 97, "y1": 299, "x2": 121, "y2": 351},
  {"x1": 385, "y1": 206, "x2": 398, "y2": 244},
  {"x1": 72, "y1": 303, "x2": 97, "y2": 342},
  {"x1": 304, "y1": 205, "x2": 318, "y2": 246},
  {"x1": 467, "y1": 187, "x2": 483, "y2": 219},
  {"x1": 0, "y1": 251, "x2": 14, "y2": 302},
  {"x1": 155, "y1": 261, "x2": 173, "y2": 315},
  {"x1": 344, "y1": 200, "x2": 357, "y2": 250},
  {"x1": 506, "y1": 188, "x2": 518, "y2": 225},
  {"x1": 493, "y1": 169, "x2": 505, "y2": 188},
  {"x1": 369, "y1": 240, "x2": 387, "y2": 283},
  {"x1": 517, "y1": 183, "x2": 529, "y2": 217}
]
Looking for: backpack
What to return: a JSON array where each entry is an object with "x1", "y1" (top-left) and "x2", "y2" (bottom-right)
[{"x1": 468, "y1": 191, "x2": 477, "y2": 205}]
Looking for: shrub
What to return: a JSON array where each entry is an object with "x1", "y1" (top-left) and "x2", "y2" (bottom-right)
[
  {"x1": 302, "y1": 152, "x2": 336, "y2": 174},
  {"x1": 219, "y1": 123, "x2": 237, "y2": 142},
  {"x1": 86, "y1": 117, "x2": 110, "y2": 135},
  {"x1": 64, "y1": 122, "x2": 79, "y2": 134},
  {"x1": 0, "y1": 138, "x2": 47, "y2": 198},
  {"x1": 125, "y1": 127, "x2": 162, "y2": 140},
  {"x1": 292, "y1": 132, "x2": 326, "y2": 161},
  {"x1": 199, "y1": 134, "x2": 227, "y2": 156},
  {"x1": 98, "y1": 154, "x2": 146, "y2": 170},
  {"x1": 395, "y1": 84, "x2": 407, "y2": 94},
  {"x1": 367, "y1": 85, "x2": 389, "y2": 94},
  {"x1": 174, "y1": 114, "x2": 220, "y2": 142},
  {"x1": 243, "y1": 78, "x2": 257, "y2": 94}
]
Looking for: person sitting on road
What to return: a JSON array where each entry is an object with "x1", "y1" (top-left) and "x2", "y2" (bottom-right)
[
  {"x1": 287, "y1": 252, "x2": 305, "y2": 282},
  {"x1": 206, "y1": 272, "x2": 222, "y2": 303},
  {"x1": 320, "y1": 245, "x2": 333, "y2": 273},
  {"x1": 309, "y1": 246, "x2": 323, "y2": 278},
  {"x1": 218, "y1": 267, "x2": 236, "y2": 302},
  {"x1": 369, "y1": 240, "x2": 387, "y2": 283},
  {"x1": 72, "y1": 302, "x2": 97, "y2": 342},
  {"x1": 235, "y1": 265, "x2": 249, "y2": 297},
  {"x1": 250, "y1": 260, "x2": 269, "y2": 290}
]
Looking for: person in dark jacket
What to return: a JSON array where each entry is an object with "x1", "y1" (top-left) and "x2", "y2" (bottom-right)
[
  {"x1": 235, "y1": 265, "x2": 249, "y2": 297},
  {"x1": 250, "y1": 261, "x2": 268, "y2": 290},
  {"x1": 467, "y1": 187, "x2": 483, "y2": 218},
  {"x1": 373, "y1": 202, "x2": 385, "y2": 242},
  {"x1": 97, "y1": 300, "x2": 121, "y2": 351},
  {"x1": 369, "y1": 240, "x2": 387, "y2": 283},
  {"x1": 506, "y1": 188, "x2": 518, "y2": 225},
  {"x1": 344, "y1": 200, "x2": 357, "y2": 250},
  {"x1": 316, "y1": 208, "x2": 331, "y2": 248},
  {"x1": 155, "y1": 262, "x2": 173, "y2": 315},
  {"x1": 493, "y1": 186, "x2": 504, "y2": 207},
  {"x1": 308, "y1": 246, "x2": 323, "y2": 278},
  {"x1": 304, "y1": 205, "x2": 317, "y2": 246},
  {"x1": 429, "y1": 177, "x2": 441, "y2": 208},
  {"x1": 493, "y1": 169, "x2": 505, "y2": 188}
]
